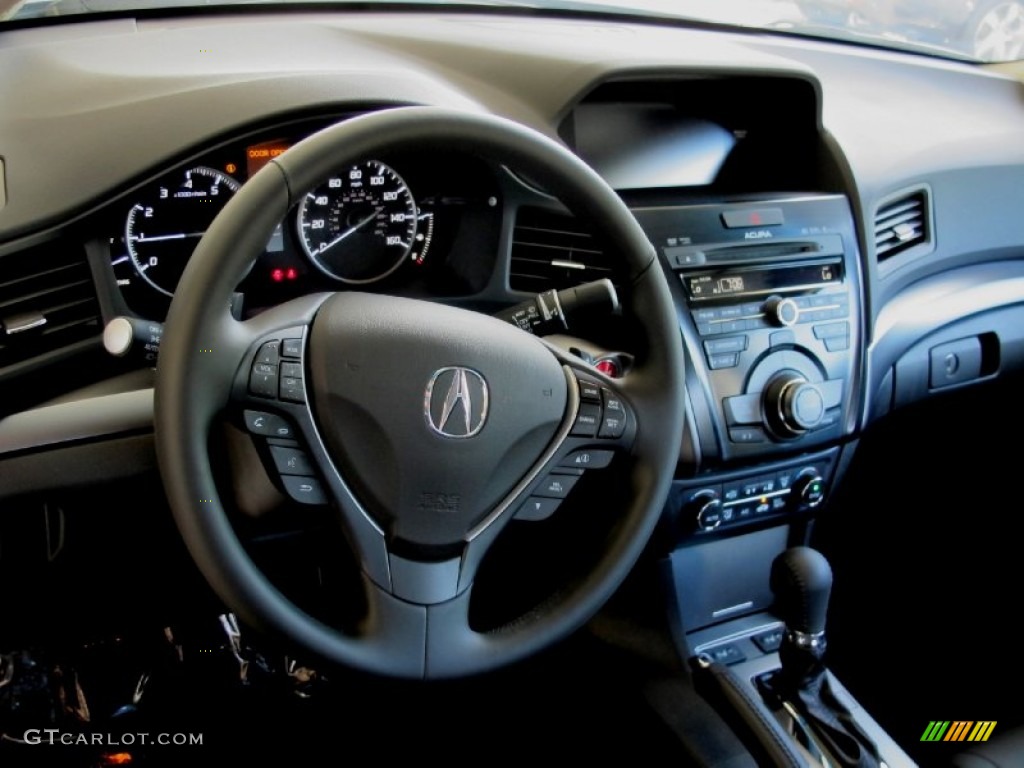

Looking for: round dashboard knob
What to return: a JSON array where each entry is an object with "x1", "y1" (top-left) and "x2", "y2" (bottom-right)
[
  {"x1": 763, "y1": 373, "x2": 825, "y2": 438},
  {"x1": 687, "y1": 490, "x2": 724, "y2": 531},
  {"x1": 792, "y1": 470, "x2": 826, "y2": 509},
  {"x1": 764, "y1": 295, "x2": 800, "y2": 327}
]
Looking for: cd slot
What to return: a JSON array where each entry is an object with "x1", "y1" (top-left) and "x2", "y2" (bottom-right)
[{"x1": 664, "y1": 234, "x2": 844, "y2": 269}]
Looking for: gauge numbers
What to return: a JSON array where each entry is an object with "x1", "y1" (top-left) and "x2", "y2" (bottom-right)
[
  {"x1": 296, "y1": 160, "x2": 418, "y2": 284},
  {"x1": 124, "y1": 166, "x2": 240, "y2": 296}
]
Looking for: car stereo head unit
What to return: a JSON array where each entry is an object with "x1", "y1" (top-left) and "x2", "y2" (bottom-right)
[{"x1": 632, "y1": 196, "x2": 862, "y2": 463}]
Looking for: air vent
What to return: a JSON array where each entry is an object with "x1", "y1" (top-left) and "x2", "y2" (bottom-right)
[
  {"x1": 874, "y1": 190, "x2": 929, "y2": 262},
  {"x1": 0, "y1": 241, "x2": 101, "y2": 371},
  {"x1": 509, "y1": 207, "x2": 614, "y2": 293}
]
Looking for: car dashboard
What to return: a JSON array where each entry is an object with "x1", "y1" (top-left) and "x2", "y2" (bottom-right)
[{"x1": 1, "y1": 6, "x2": 1024, "y2": 762}]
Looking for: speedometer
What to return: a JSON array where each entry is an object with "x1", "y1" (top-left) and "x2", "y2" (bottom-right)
[
  {"x1": 296, "y1": 160, "x2": 417, "y2": 284},
  {"x1": 125, "y1": 166, "x2": 240, "y2": 297}
]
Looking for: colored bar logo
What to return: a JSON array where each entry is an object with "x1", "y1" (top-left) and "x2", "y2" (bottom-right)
[{"x1": 921, "y1": 721, "x2": 997, "y2": 742}]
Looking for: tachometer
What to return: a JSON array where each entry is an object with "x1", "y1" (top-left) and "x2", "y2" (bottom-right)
[
  {"x1": 125, "y1": 166, "x2": 240, "y2": 297},
  {"x1": 296, "y1": 160, "x2": 418, "y2": 283}
]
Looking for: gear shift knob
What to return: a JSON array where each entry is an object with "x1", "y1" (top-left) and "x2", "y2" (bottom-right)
[{"x1": 770, "y1": 546, "x2": 832, "y2": 636}]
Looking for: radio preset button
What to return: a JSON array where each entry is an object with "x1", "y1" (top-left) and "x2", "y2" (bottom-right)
[
  {"x1": 729, "y1": 426, "x2": 767, "y2": 444},
  {"x1": 708, "y1": 353, "x2": 740, "y2": 370},
  {"x1": 704, "y1": 336, "x2": 748, "y2": 355}
]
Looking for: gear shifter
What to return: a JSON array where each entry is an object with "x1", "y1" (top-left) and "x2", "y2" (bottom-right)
[{"x1": 765, "y1": 547, "x2": 885, "y2": 768}]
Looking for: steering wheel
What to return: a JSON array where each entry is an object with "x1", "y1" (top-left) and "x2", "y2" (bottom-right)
[{"x1": 154, "y1": 107, "x2": 685, "y2": 679}]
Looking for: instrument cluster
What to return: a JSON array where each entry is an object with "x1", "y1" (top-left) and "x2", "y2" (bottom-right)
[{"x1": 107, "y1": 119, "x2": 502, "y2": 320}]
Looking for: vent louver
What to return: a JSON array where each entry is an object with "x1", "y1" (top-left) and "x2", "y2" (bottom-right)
[
  {"x1": 509, "y1": 207, "x2": 614, "y2": 293},
  {"x1": 874, "y1": 190, "x2": 929, "y2": 262},
  {"x1": 0, "y1": 241, "x2": 101, "y2": 371}
]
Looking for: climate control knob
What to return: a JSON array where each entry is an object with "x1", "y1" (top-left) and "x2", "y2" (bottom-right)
[
  {"x1": 763, "y1": 373, "x2": 825, "y2": 439},
  {"x1": 791, "y1": 470, "x2": 826, "y2": 509},
  {"x1": 687, "y1": 490, "x2": 724, "y2": 532}
]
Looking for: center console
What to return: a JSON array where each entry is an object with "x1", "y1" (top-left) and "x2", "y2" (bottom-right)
[{"x1": 627, "y1": 195, "x2": 913, "y2": 765}]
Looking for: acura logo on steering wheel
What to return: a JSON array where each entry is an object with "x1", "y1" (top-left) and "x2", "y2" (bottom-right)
[{"x1": 425, "y1": 367, "x2": 489, "y2": 438}]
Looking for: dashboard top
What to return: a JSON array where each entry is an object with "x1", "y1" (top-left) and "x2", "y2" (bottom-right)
[{"x1": 1, "y1": 6, "x2": 1024, "y2": 441}]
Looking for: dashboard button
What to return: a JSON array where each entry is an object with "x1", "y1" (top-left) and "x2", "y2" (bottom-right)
[
  {"x1": 813, "y1": 321, "x2": 849, "y2": 340},
  {"x1": 704, "y1": 336, "x2": 748, "y2": 355},
  {"x1": 770, "y1": 330, "x2": 796, "y2": 347},
  {"x1": 281, "y1": 475, "x2": 327, "y2": 505},
  {"x1": 721, "y1": 208, "x2": 783, "y2": 228},
  {"x1": 692, "y1": 308, "x2": 719, "y2": 324},
  {"x1": 752, "y1": 629, "x2": 784, "y2": 653},
  {"x1": 729, "y1": 426, "x2": 766, "y2": 444},
  {"x1": 707, "y1": 353, "x2": 739, "y2": 370},
  {"x1": 244, "y1": 410, "x2": 293, "y2": 438},
  {"x1": 722, "y1": 481, "x2": 742, "y2": 503},
  {"x1": 723, "y1": 393, "x2": 760, "y2": 425},
  {"x1": 824, "y1": 336, "x2": 850, "y2": 352},
  {"x1": 571, "y1": 403, "x2": 601, "y2": 437}
]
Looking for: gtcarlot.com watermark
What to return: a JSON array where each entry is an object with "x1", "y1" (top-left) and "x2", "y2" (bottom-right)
[{"x1": 22, "y1": 730, "x2": 203, "y2": 747}]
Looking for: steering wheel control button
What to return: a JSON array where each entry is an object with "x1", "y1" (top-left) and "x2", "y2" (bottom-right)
[
  {"x1": 249, "y1": 362, "x2": 279, "y2": 398},
  {"x1": 516, "y1": 496, "x2": 563, "y2": 522},
  {"x1": 280, "y1": 475, "x2": 327, "y2": 505},
  {"x1": 256, "y1": 341, "x2": 280, "y2": 364},
  {"x1": 535, "y1": 473, "x2": 580, "y2": 499},
  {"x1": 244, "y1": 410, "x2": 294, "y2": 438},
  {"x1": 577, "y1": 376, "x2": 602, "y2": 402},
  {"x1": 269, "y1": 446, "x2": 315, "y2": 476},
  {"x1": 560, "y1": 449, "x2": 614, "y2": 469},
  {"x1": 281, "y1": 338, "x2": 303, "y2": 358},
  {"x1": 279, "y1": 376, "x2": 305, "y2": 403},
  {"x1": 598, "y1": 388, "x2": 628, "y2": 439},
  {"x1": 571, "y1": 403, "x2": 601, "y2": 437}
]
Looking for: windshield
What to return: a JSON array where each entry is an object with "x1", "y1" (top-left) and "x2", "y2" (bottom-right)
[{"x1": 2, "y1": 0, "x2": 1022, "y2": 62}]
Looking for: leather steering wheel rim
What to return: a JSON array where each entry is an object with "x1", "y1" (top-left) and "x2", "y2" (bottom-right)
[{"x1": 154, "y1": 106, "x2": 685, "y2": 678}]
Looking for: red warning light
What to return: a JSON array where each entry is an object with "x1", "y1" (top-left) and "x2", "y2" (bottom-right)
[{"x1": 271, "y1": 268, "x2": 298, "y2": 283}]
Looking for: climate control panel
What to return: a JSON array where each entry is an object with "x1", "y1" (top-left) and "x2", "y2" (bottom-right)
[{"x1": 672, "y1": 452, "x2": 833, "y2": 537}]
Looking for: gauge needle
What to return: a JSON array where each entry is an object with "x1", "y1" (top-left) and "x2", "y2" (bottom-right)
[
  {"x1": 132, "y1": 232, "x2": 206, "y2": 242},
  {"x1": 312, "y1": 210, "x2": 380, "y2": 257}
]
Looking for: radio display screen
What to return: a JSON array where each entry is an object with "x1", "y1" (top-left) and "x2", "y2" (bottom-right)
[{"x1": 684, "y1": 262, "x2": 841, "y2": 301}]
